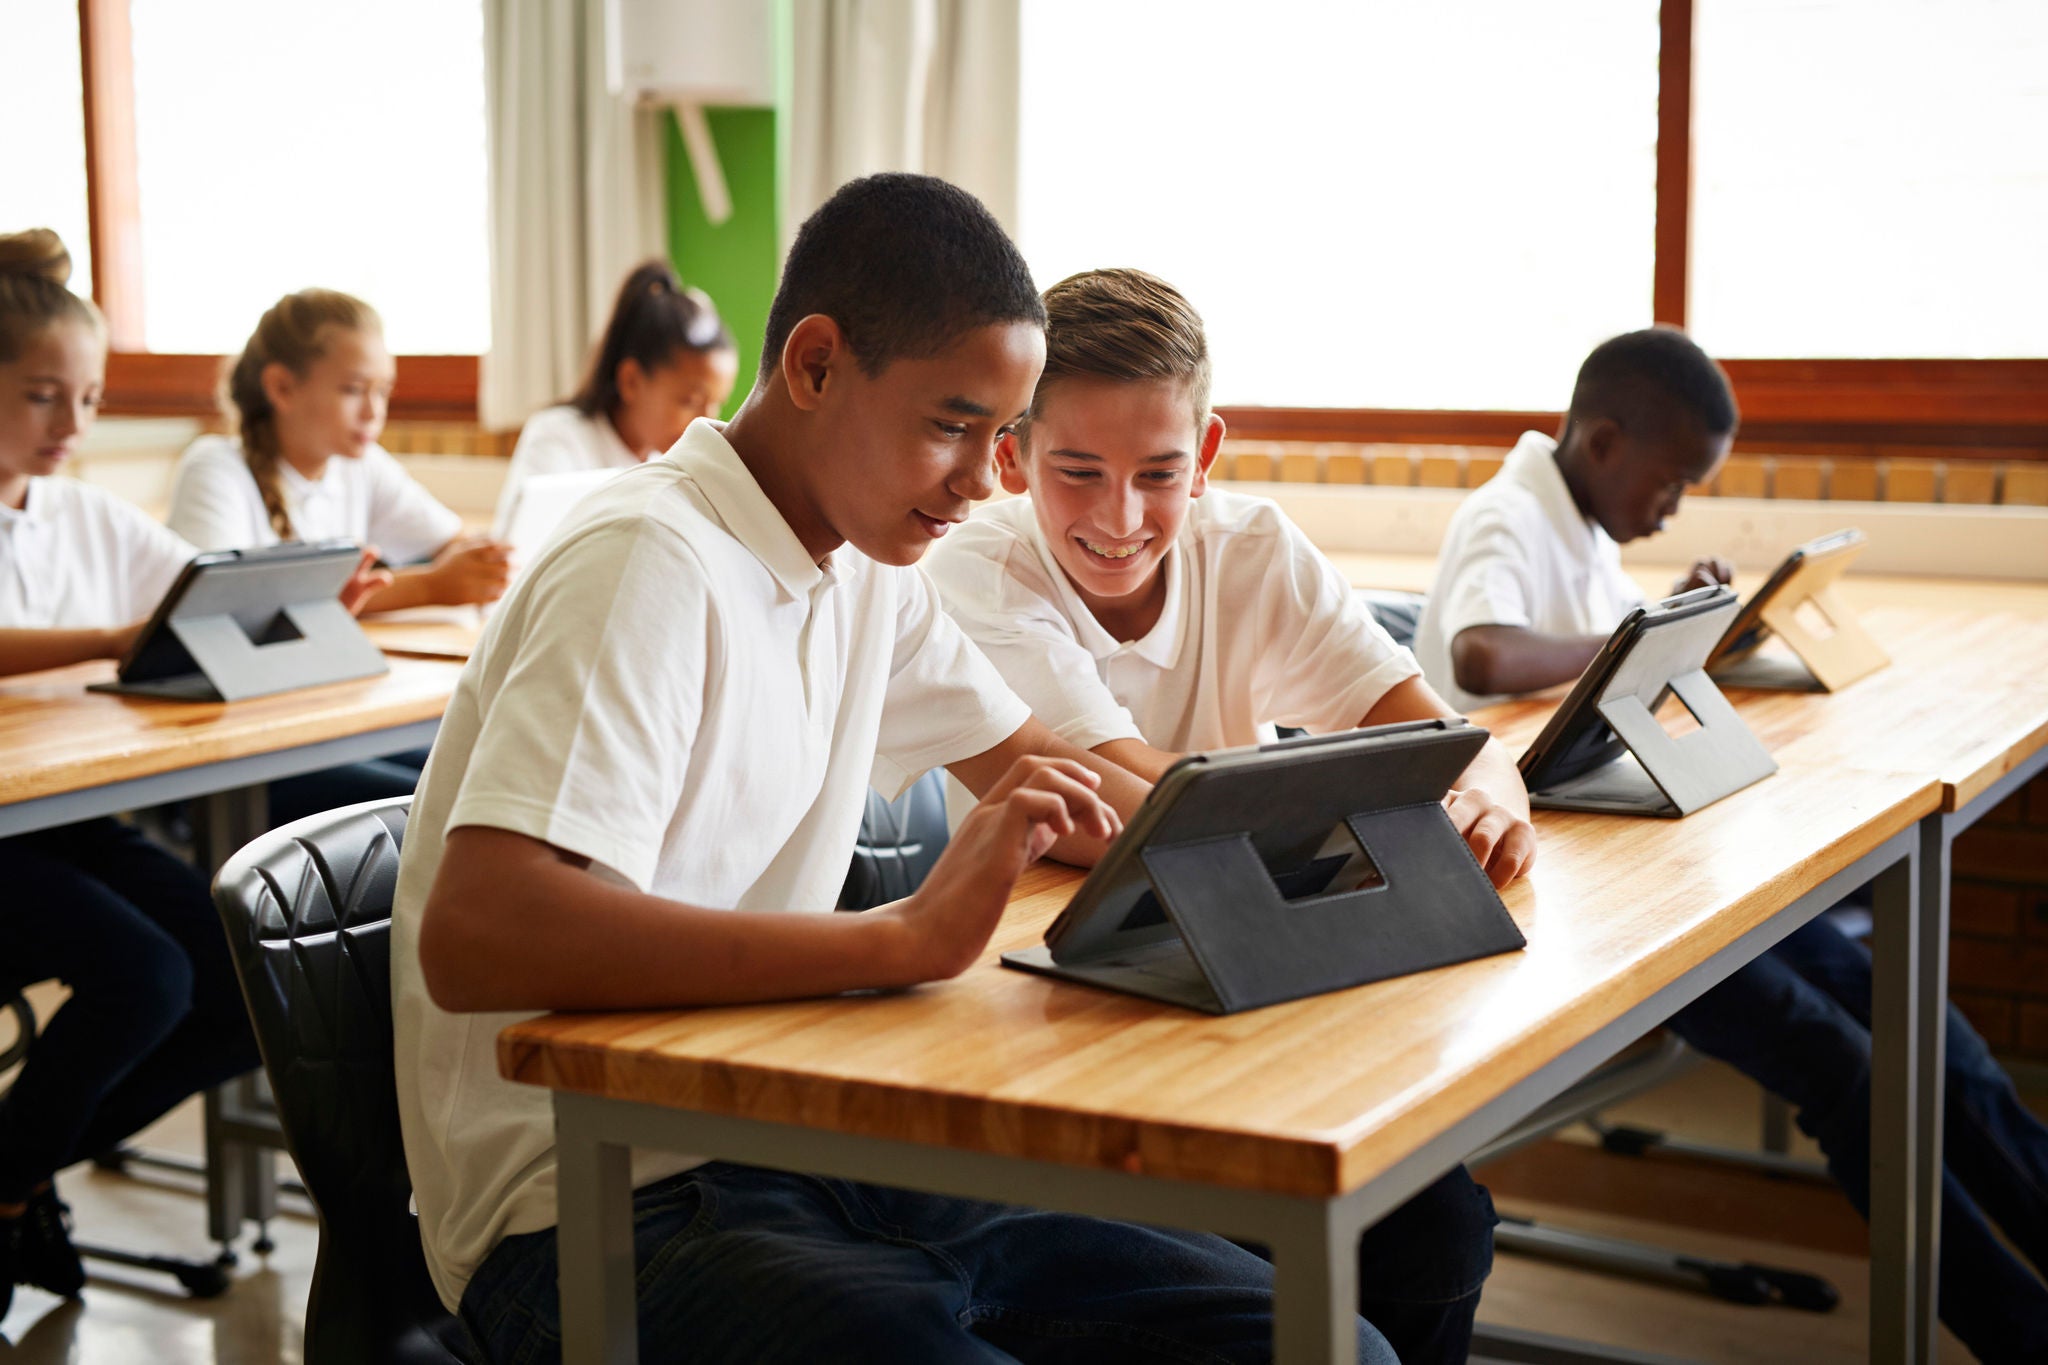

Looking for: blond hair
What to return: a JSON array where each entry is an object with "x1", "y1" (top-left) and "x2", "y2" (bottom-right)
[
  {"x1": 0, "y1": 229, "x2": 105, "y2": 363},
  {"x1": 1023, "y1": 268, "x2": 1211, "y2": 443},
  {"x1": 223, "y1": 289, "x2": 381, "y2": 540}
]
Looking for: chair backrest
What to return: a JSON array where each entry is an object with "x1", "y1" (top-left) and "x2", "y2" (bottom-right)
[
  {"x1": 840, "y1": 769, "x2": 950, "y2": 910},
  {"x1": 212, "y1": 796, "x2": 462, "y2": 1364},
  {"x1": 1, "y1": 992, "x2": 33, "y2": 1076},
  {"x1": 1358, "y1": 588, "x2": 1427, "y2": 650}
]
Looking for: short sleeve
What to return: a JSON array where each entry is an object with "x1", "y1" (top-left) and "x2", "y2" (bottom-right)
[
  {"x1": 363, "y1": 447, "x2": 465, "y2": 565},
  {"x1": 493, "y1": 411, "x2": 594, "y2": 535},
  {"x1": 115, "y1": 503, "x2": 197, "y2": 617},
  {"x1": 444, "y1": 522, "x2": 707, "y2": 891},
  {"x1": 869, "y1": 567, "x2": 1033, "y2": 800},
  {"x1": 926, "y1": 528, "x2": 1145, "y2": 754},
  {"x1": 1250, "y1": 519, "x2": 1421, "y2": 732},
  {"x1": 1435, "y1": 509, "x2": 1540, "y2": 642},
  {"x1": 165, "y1": 440, "x2": 266, "y2": 551}
]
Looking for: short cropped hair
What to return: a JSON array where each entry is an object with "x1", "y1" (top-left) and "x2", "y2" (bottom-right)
[
  {"x1": 1566, "y1": 326, "x2": 1739, "y2": 440},
  {"x1": 1025, "y1": 268, "x2": 1211, "y2": 440},
  {"x1": 759, "y1": 173, "x2": 1044, "y2": 378}
]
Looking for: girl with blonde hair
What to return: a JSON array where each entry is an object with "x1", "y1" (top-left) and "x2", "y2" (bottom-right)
[{"x1": 0, "y1": 230, "x2": 259, "y2": 1318}]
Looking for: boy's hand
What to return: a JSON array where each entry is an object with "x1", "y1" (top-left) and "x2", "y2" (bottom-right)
[
  {"x1": 882, "y1": 757, "x2": 1121, "y2": 981},
  {"x1": 1444, "y1": 786, "x2": 1537, "y2": 890},
  {"x1": 340, "y1": 546, "x2": 396, "y2": 616},
  {"x1": 427, "y1": 537, "x2": 514, "y2": 605},
  {"x1": 1673, "y1": 555, "x2": 1734, "y2": 594}
]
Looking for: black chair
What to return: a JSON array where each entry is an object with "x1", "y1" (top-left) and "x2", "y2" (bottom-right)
[
  {"x1": 841, "y1": 770, "x2": 950, "y2": 910},
  {"x1": 211, "y1": 797, "x2": 468, "y2": 1364}
]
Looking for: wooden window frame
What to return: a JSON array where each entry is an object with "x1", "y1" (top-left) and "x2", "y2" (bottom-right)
[
  {"x1": 77, "y1": 0, "x2": 480, "y2": 423},
  {"x1": 77, "y1": 1, "x2": 2045, "y2": 443}
]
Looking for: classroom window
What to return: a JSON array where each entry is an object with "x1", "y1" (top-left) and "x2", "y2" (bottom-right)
[
  {"x1": 3, "y1": 0, "x2": 95, "y2": 290},
  {"x1": 1690, "y1": 0, "x2": 2048, "y2": 359},
  {"x1": 1017, "y1": 0, "x2": 1660, "y2": 412},
  {"x1": 126, "y1": 0, "x2": 490, "y2": 355}
]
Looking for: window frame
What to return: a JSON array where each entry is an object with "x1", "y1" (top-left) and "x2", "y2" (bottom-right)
[
  {"x1": 78, "y1": 0, "x2": 481, "y2": 422},
  {"x1": 79, "y1": 0, "x2": 2047, "y2": 444}
]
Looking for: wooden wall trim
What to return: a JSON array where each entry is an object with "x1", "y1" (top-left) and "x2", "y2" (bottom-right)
[
  {"x1": 78, "y1": 0, "x2": 145, "y2": 349},
  {"x1": 103, "y1": 353, "x2": 480, "y2": 422},
  {"x1": 1653, "y1": 0, "x2": 1694, "y2": 326}
]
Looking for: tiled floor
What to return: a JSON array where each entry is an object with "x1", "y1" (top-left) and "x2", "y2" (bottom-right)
[{"x1": 3, "y1": 1059, "x2": 2029, "y2": 1363}]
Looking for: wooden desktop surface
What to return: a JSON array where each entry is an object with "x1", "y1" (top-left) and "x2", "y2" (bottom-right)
[
  {"x1": 361, "y1": 607, "x2": 485, "y2": 661},
  {"x1": 500, "y1": 761, "x2": 1935, "y2": 1202},
  {"x1": 0, "y1": 655, "x2": 466, "y2": 807}
]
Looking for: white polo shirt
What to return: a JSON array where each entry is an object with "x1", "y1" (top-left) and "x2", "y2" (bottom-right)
[
  {"x1": 1414, "y1": 431, "x2": 1646, "y2": 713},
  {"x1": 391, "y1": 419, "x2": 1032, "y2": 1310},
  {"x1": 491, "y1": 404, "x2": 641, "y2": 536},
  {"x1": 925, "y1": 489, "x2": 1420, "y2": 754},
  {"x1": 0, "y1": 475, "x2": 194, "y2": 629},
  {"x1": 166, "y1": 434, "x2": 463, "y2": 564}
]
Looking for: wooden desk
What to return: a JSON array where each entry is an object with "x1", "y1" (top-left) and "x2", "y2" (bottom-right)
[
  {"x1": 1469, "y1": 591, "x2": 2048, "y2": 1359},
  {"x1": 360, "y1": 607, "x2": 484, "y2": 661},
  {"x1": 503, "y1": 761, "x2": 1939, "y2": 1363},
  {"x1": 0, "y1": 653, "x2": 465, "y2": 1245},
  {"x1": 0, "y1": 656, "x2": 463, "y2": 838}
]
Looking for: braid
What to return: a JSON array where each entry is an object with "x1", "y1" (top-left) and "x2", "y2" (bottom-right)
[{"x1": 224, "y1": 347, "x2": 296, "y2": 540}]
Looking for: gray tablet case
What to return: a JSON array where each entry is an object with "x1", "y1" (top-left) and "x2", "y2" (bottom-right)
[
  {"x1": 1003, "y1": 720, "x2": 1526, "y2": 1015},
  {"x1": 89, "y1": 542, "x2": 390, "y2": 702},
  {"x1": 1519, "y1": 588, "x2": 1777, "y2": 818}
]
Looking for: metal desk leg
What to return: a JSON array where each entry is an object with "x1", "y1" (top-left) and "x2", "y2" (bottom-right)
[
  {"x1": 199, "y1": 787, "x2": 279, "y2": 1251},
  {"x1": 1870, "y1": 841, "x2": 1935, "y2": 1364},
  {"x1": 1913, "y1": 814, "x2": 1953, "y2": 1350},
  {"x1": 556, "y1": 1093, "x2": 640, "y2": 1365},
  {"x1": 1268, "y1": 1198, "x2": 1360, "y2": 1365}
]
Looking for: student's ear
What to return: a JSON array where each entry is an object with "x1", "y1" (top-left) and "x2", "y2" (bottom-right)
[
  {"x1": 778, "y1": 314, "x2": 848, "y2": 413},
  {"x1": 1582, "y1": 417, "x2": 1622, "y2": 469},
  {"x1": 996, "y1": 429, "x2": 1031, "y2": 496},
  {"x1": 260, "y1": 361, "x2": 297, "y2": 412},
  {"x1": 616, "y1": 357, "x2": 647, "y2": 406},
  {"x1": 1190, "y1": 413, "x2": 1226, "y2": 498}
]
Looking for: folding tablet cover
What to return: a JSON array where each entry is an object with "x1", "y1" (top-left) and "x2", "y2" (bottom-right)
[{"x1": 1007, "y1": 721, "x2": 1526, "y2": 1014}]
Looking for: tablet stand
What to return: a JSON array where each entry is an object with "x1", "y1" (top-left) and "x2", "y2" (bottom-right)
[
  {"x1": 1133, "y1": 803, "x2": 1525, "y2": 1014},
  {"x1": 1713, "y1": 574, "x2": 1889, "y2": 692},
  {"x1": 1532, "y1": 668, "x2": 1777, "y2": 817},
  {"x1": 95, "y1": 599, "x2": 389, "y2": 702}
]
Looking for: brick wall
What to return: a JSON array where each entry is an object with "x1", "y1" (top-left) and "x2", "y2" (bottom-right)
[{"x1": 1949, "y1": 772, "x2": 2048, "y2": 1059}]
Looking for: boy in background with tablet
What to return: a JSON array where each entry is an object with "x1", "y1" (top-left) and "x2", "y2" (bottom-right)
[
  {"x1": 1415, "y1": 327, "x2": 2048, "y2": 1361},
  {"x1": 925, "y1": 267, "x2": 1533, "y2": 1364},
  {"x1": 395, "y1": 180, "x2": 1400, "y2": 1365}
]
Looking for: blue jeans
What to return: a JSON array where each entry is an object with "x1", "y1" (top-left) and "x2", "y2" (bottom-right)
[
  {"x1": 0, "y1": 819, "x2": 261, "y2": 1201},
  {"x1": 461, "y1": 1162, "x2": 1401, "y2": 1364},
  {"x1": 265, "y1": 746, "x2": 430, "y2": 828},
  {"x1": 1669, "y1": 916, "x2": 2048, "y2": 1364}
]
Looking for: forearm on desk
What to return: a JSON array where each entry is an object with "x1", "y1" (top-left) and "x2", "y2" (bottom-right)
[
  {"x1": 1451, "y1": 624, "x2": 1606, "y2": 699},
  {"x1": 0, "y1": 627, "x2": 128, "y2": 678}
]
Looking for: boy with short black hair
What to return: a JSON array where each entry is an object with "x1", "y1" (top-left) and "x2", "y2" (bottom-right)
[
  {"x1": 926, "y1": 266, "x2": 1532, "y2": 1364},
  {"x1": 393, "y1": 176, "x2": 1395, "y2": 1364},
  {"x1": 1414, "y1": 326, "x2": 1736, "y2": 713},
  {"x1": 1418, "y1": 327, "x2": 2048, "y2": 1363}
]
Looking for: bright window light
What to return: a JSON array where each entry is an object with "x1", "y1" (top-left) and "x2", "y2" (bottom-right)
[
  {"x1": 129, "y1": 0, "x2": 490, "y2": 355},
  {"x1": 1, "y1": 0, "x2": 94, "y2": 292},
  {"x1": 1691, "y1": 0, "x2": 2048, "y2": 358},
  {"x1": 1019, "y1": 1, "x2": 1660, "y2": 411}
]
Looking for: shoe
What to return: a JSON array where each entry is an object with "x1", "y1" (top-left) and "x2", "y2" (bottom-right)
[{"x1": 17, "y1": 1186, "x2": 83, "y2": 1299}]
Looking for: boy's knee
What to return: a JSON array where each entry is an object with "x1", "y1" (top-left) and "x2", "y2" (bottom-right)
[{"x1": 1360, "y1": 1167, "x2": 1497, "y2": 1299}]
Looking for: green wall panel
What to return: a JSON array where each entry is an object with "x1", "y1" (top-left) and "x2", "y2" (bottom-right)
[{"x1": 666, "y1": 106, "x2": 779, "y2": 418}]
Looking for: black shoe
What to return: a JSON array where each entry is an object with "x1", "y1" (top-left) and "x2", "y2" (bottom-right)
[{"x1": 17, "y1": 1186, "x2": 83, "y2": 1299}]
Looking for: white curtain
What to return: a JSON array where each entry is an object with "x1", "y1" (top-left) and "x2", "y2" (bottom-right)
[
  {"x1": 481, "y1": 0, "x2": 670, "y2": 431},
  {"x1": 787, "y1": 0, "x2": 1022, "y2": 244}
]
